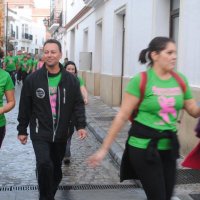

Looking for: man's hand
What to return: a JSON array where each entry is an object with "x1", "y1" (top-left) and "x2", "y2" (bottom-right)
[
  {"x1": 77, "y1": 129, "x2": 87, "y2": 139},
  {"x1": 18, "y1": 135, "x2": 28, "y2": 145}
]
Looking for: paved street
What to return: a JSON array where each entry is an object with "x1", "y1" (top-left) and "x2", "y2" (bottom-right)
[{"x1": 0, "y1": 84, "x2": 200, "y2": 199}]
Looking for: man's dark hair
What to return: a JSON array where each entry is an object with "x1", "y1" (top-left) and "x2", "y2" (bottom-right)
[
  {"x1": 138, "y1": 36, "x2": 175, "y2": 66},
  {"x1": 43, "y1": 39, "x2": 62, "y2": 53}
]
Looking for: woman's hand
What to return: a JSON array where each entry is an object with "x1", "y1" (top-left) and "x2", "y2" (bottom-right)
[{"x1": 87, "y1": 148, "x2": 108, "y2": 168}]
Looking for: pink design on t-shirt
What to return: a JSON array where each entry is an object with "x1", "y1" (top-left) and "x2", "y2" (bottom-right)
[
  {"x1": 49, "y1": 87, "x2": 57, "y2": 120},
  {"x1": 158, "y1": 96, "x2": 177, "y2": 123}
]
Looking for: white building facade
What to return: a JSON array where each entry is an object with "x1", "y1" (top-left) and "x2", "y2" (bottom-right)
[
  {"x1": 57, "y1": 0, "x2": 200, "y2": 154},
  {"x1": 4, "y1": 2, "x2": 47, "y2": 55}
]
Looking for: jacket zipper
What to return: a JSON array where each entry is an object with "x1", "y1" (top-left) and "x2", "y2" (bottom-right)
[
  {"x1": 53, "y1": 86, "x2": 61, "y2": 142},
  {"x1": 47, "y1": 72, "x2": 55, "y2": 141},
  {"x1": 36, "y1": 118, "x2": 39, "y2": 133},
  {"x1": 63, "y1": 88, "x2": 66, "y2": 104}
]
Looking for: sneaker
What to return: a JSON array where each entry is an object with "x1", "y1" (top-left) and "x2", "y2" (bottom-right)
[{"x1": 64, "y1": 157, "x2": 70, "y2": 165}]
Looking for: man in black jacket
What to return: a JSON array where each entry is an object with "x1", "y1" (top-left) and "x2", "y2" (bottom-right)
[{"x1": 17, "y1": 39, "x2": 87, "y2": 200}]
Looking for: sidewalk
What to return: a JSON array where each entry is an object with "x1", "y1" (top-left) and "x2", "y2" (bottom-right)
[{"x1": 86, "y1": 95, "x2": 200, "y2": 200}]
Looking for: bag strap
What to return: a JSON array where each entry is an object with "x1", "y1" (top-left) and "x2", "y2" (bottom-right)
[
  {"x1": 169, "y1": 70, "x2": 187, "y2": 93},
  {"x1": 138, "y1": 71, "x2": 147, "y2": 104},
  {"x1": 129, "y1": 71, "x2": 147, "y2": 123},
  {"x1": 169, "y1": 70, "x2": 187, "y2": 124}
]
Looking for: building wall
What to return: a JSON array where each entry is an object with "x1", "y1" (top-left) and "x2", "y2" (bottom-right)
[
  {"x1": 62, "y1": 0, "x2": 200, "y2": 155},
  {"x1": 0, "y1": 0, "x2": 4, "y2": 47}
]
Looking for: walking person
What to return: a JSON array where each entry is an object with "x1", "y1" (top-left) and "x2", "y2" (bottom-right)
[
  {"x1": 17, "y1": 39, "x2": 87, "y2": 200},
  {"x1": 88, "y1": 37, "x2": 200, "y2": 200},
  {"x1": 3, "y1": 50, "x2": 18, "y2": 85},
  {"x1": 0, "y1": 66, "x2": 15, "y2": 149},
  {"x1": 63, "y1": 61, "x2": 88, "y2": 164}
]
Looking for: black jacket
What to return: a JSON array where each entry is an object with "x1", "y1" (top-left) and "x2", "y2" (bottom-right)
[{"x1": 17, "y1": 63, "x2": 86, "y2": 142}]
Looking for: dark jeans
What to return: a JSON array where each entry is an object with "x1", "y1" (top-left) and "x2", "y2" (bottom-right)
[
  {"x1": 17, "y1": 68, "x2": 22, "y2": 81},
  {"x1": 21, "y1": 71, "x2": 28, "y2": 84},
  {"x1": 65, "y1": 123, "x2": 74, "y2": 158},
  {"x1": 8, "y1": 71, "x2": 16, "y2": 86},
  {"x1": 128, "y1": 145, "x2": 176, "y2": 200},
  {"x1": 32, "y1": 140, "x2": 67, "y2": 200},
  {"x1": 0, "y1": 126, "x2": 6, "y2": 149}
]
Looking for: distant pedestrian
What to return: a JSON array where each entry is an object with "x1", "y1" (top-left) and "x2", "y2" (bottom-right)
[
  {"x1": 63, "y1": 61, "x2": 88, "y2": 164},
  {"x1": 3, "y1": 50, "x2": 17, "y2": 85},
  {"x1": 62, "y1": 57, "x2": 68, "y2": 67},
  {"x1": 88, "y1": 36, "x2": 200, "y2": 200},
  {"x1": 0, "y1": 67, "x2": 15, "y2": 148},
  {"x1": 17, "y1": 39, "x2": 87, "y2": 200}
]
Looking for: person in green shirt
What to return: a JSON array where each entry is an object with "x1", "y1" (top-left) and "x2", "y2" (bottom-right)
[
  {"x1": 3, "y1": 50, "x2": 17, "y2": 85},
  {"x1": 26, "y1": 53, "x2": 33, "y2": 74},
  {"x1": 0, "y1": 68, "x2": 15, "y2": 148},
  {"x1": 16, "y1": 50, "x2": 24, "y2": 84},
  {"x1": 88, "y1": 37, "x2": 200, "y2": 200},
  {"x1": 63, "y1": 61, "x2": 88, "y2": 164}
]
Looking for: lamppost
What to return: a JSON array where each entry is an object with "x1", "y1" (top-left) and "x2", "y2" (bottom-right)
[{"x1": 5, "y1": 2, "x2": 8, "y2": 56}]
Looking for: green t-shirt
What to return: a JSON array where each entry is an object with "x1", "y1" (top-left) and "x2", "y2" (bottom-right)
[
  {"x1": 19, "y1": 60, "x2": 29, "y2": 72},
  {"x1": 4, "y1": 56, "x2": 17, "y2": 71},
  {"x1": 125, "y1": 68, "x2": 193, "y2": 150},
  {"x1": 27, "y1": 59, "x2": 33, "y2": 71},
  {"x1": 15, "y1": 55, "x2": 24, "y2": 65},
  {"x1": 0, "y1": 69, "x2": 14, "y2": 127},
  {"x1": 33, "y1": 60, "x2": 38, "y2": 70},
  {"x1": 48, "y1": 73, "x2": 61, "y2": 123},
  {"x1": 78, "y1": 76, "x2": 85, "y2": 86}
]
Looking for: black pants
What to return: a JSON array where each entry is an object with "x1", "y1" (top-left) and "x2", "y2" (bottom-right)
[
  {"x1": 32, "y1": 140, "x2": 67, "y2": 200},
  {"x1": 0, "y1": 126, "x2": 6, "y2": 149},
  {"x1": 21, "y1": 71, "x2": 27, "y2": 84},
  {"x1": 8, "y1": 71, "x2": 16, "y2": 86},
  {"x1": 128, "y1": 145, "x2": 176, "y2": 200},
  {"x1": 17, "y1": 68, "x2": 22, "y2": 81}
]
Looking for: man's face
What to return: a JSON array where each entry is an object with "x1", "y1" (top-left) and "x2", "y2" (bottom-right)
[
  {"x1": 17, "y1": 50, "x2": 22, "y2": 55},
  {"x1": 43, "y1": 43, "x2": 62, "y2": 68},
  {"x1": 8, "y1": 51, "x2": 13, "y2": 56}
]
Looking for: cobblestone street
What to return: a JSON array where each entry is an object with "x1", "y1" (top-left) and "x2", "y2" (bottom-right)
[
  {"x1": 0, "y1": 84, "x2": 129, "y2": 187},
  {"x1": 1, "y1": 84, "x2": 200, "y2": 200}
]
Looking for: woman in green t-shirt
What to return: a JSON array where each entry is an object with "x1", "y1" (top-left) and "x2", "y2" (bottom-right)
[
  {"x1": 63, "y1": 61, "x2": 88, "y2": 164},
  {"x1": 0, "y1": 69, "x2": 15, "y2": 148},
  {"x1": 88, "y1": 37, "x2": 200, "y2": 200}
]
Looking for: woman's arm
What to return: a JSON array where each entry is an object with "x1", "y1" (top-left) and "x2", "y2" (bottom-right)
[
  {"x1": 0, "y1": 90, "x2": 15, "y2": 114},
  {"x1": 87, "y1": 93, "x2": 139, "y2": 167},
  {"x1": 184, "y1": 99, "x2": 200, "y2": 118},
  {"x1": 80, "y1": 85, "x2": 88, "y2": 105}
]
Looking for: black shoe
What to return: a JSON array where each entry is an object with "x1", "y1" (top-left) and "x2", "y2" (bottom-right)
[{"x1": 64, "y1": 157, "x2": 70, "y2": 165}]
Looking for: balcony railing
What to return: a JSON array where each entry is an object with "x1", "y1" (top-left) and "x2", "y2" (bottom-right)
[{"x1": 21, "y1": 33, "x2": 33, "y2": 41}]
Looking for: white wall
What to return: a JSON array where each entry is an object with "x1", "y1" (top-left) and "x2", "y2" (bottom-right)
[
  {"x1": 66, "y1": 0, "x2": 85, "y2": 23},
  {"x1": 63, "y1": 0, "x2": 200, "y2": 89},
  {"x1": 178, "y1": 0, "x2": 200, "y2": 87}
]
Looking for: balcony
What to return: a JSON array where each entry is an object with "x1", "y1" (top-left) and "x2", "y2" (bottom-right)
[
  {"x1": 83, "y1": 0, "x2": 105, "y2": 7},
  {"x1": 49, "y1": 9, "x2": 62, "y2": 33},
  {"x1": 21, "y1": 33, "x2": 33, "y2": 42}
]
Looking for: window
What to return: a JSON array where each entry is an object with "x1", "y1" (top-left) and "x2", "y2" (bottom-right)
[{"x1": 170, "y1": 0, "x2": 180, "y2": 44}]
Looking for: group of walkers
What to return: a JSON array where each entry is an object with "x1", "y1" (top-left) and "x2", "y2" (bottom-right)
[
  {"x1": 0, "y1": 50, "x2": 45, "y2": 86},
  {"x1": 0, "y1": 36, "x2": 200, "y2": 200}
]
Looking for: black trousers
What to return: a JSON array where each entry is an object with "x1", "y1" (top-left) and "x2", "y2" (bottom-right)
[
  {"x1": 128, "y1": 145, "x2": 176, "y2": 200},
  {"x1": 0, "y1": 126, "x2": 6, "y2": 149},
  {"x1": 8, "y1": 71, "x2": 16, "y2": 86},
  {"x1": 32, "y1": 140, "x2": 67, "y2": 200}
]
